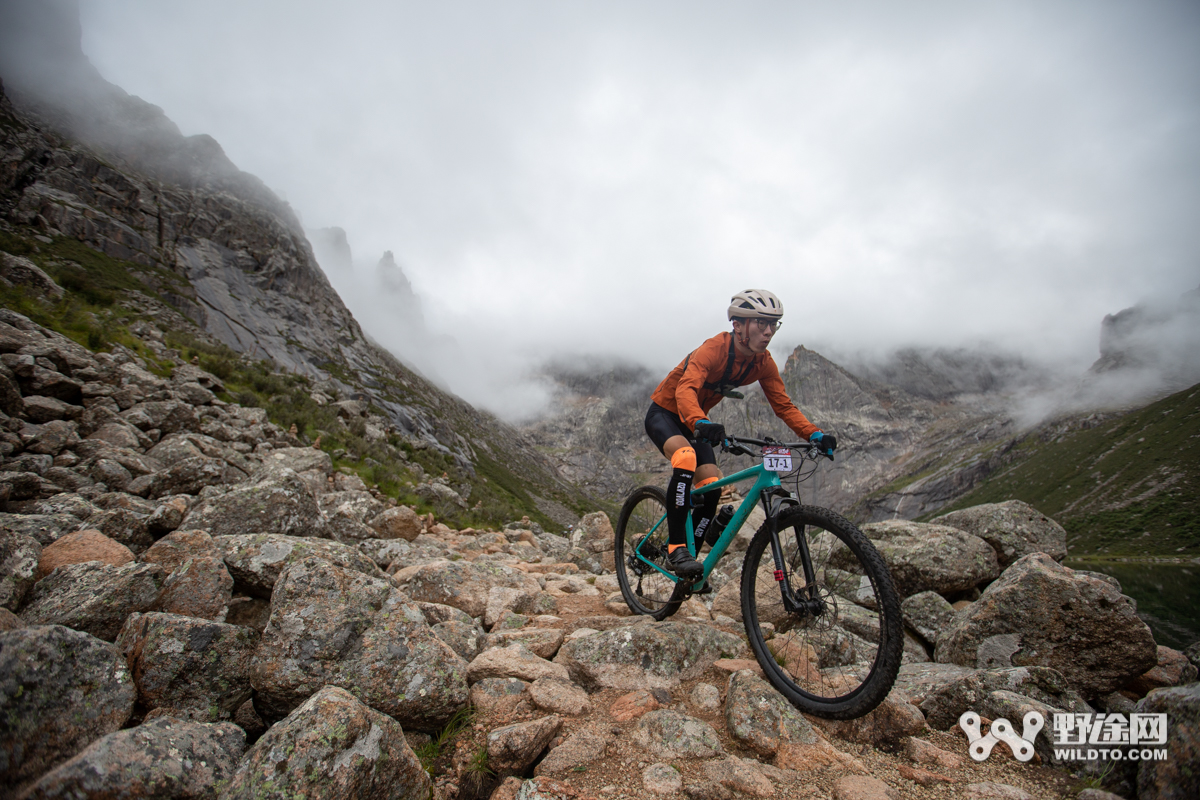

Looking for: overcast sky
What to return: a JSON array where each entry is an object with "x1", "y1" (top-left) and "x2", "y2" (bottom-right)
[{"x1": 77, "y1": 1, "x2": 1200, "y2": 416}]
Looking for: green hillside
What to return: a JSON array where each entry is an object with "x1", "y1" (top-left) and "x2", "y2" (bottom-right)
[
  {"x1": 924, "y1": 383, "x2": 1200, "y2": 558},
  {"x1": 0, "y1": 225, "x2": 599, "y2": 532}
]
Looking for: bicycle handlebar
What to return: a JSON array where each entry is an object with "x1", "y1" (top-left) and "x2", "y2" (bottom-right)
[{"x1": 721, "y1": 434, "x2": 833, "y2": 461}]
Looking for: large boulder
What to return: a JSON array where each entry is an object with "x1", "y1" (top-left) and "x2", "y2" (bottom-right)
[
  {"x1": 0, "y1": 512, "x2": 81, "y2": 546},
  {"x1": 391, "y1": 559, "x2": 542, "y2": 618},
  {"x1": 1136, "y1": 683, "x2": 1200, "y2": 800},
  {"x1": 933, "y1": 500, "x2": 1068, "y2": 567},
  {"x1": 367, "y1": 505, "x2": 424, "y2": 541},
  {"x1": 553, "y1": 621, "x2": 744, "y2": 691},
  {"x1": 572, "y1": 511, "x2": 614, "y2": 554},
  {"x1": 487, "y1": 715, "x2": 563, "y2": 776},
  {"x1": 1125, "y1": 645, "x2": 1200, "y2": 696},
  {"x1": 857, "y1": 519, "x2": 1000, "y2": 597},
  {"x1": 214, "y1": 533, "x2": 384, "y2": 598},
  {"x1": 935, "y1": 553, "x2": 1157, "y2": 697},
  {"x1": 140, "y1": 529, "x2": 221, "y2": 574},
  {"x1": 251, "y1": 557, "x2": 469, "y2": 729},
  {"x1": 901, "y1": 591, "x2": 956, "y2": 648},
  {"x1": 20, "y1": 716, "x2": 245, "y2": 800},
  {"x1": 918, "y1": 665, "x2": 1093, "y2": 730},
  {"x1": 152, "y1": 556, "x2": 234, "y2": 621},
  {"x1": 890, "y1": 661, "x2": 980, "y2": 705},
  {"x1": 144, "y1": 456, "x2": 247, "y2": 499},
  {"x1": 725, "y1": 669, "x2": 822, "y2": 757},
  {"x1": 80, "y1": 507, "x2": 154, "y2": 554},
  {"x1": 535, "y1": 727, "x2": 610, "y2": 778},
  {"x1": 0, "y1": 625, "x2": 135, "y2": 788},
  {"x1": 21, "y1": 560, "x2": 166, "y2": 641},
  {"x1": 319, "y1": 490, "x2": 385, "y2": 522},
  {"x1": 120, "y1": 400, "x2": 199, "y2": 435},
  {"x1": 467, "y1": 643, "x2": 571, "y2": 684},
  {"x1": 181, "y1": 468, "x2": 326, "y2": 538},
  {"x1": 254, "y1": 446, "x2": 333, "y2": 476},
  {"x1": 220, "y1": 685, "x2": 431, "y2": 800},
  {"x1": 633, "y1": 709, "x2": 725, "y2": 759},
  {"x1": 806, "y1": 691, "x2": 926, "y2": 751},
  {"x1": 35, "y1": 529, "x2": 133, "y2": 580},
  {"x1": 117, "y1": 612, "x2": 259, "y2": 721}
]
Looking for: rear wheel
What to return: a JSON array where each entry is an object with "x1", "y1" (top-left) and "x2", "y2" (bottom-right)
[
  {"x1": 615, "y1": 486, "x2": 683, "y2": 621},
  {"x1": 740, "y1": 505, "x2": 902, "y2": 719}
]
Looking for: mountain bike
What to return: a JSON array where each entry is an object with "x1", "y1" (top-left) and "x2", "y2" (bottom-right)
[{"x1": 614, "y1": 434, "x2": 903, "y2": 719}]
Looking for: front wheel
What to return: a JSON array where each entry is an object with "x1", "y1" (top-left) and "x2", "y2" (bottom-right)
[
  {"x1": 741, "y1": 505, "x2": 902, "y2": 719},
  {"x1": 615, "y1": 486, "x2": 683, "y2": 621}
]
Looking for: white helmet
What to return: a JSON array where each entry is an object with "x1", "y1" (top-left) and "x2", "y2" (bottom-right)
[{"x1": 727, "y1": 289, "x2": 784, "y2": 321}]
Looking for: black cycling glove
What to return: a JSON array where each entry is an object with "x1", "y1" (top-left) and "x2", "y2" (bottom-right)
[
  {"x1": 694, "y1": 420, "x2": 726, "y2": 445},
  {"x1": 810, "y1": 431, "x2": 837, "y2": 454}
]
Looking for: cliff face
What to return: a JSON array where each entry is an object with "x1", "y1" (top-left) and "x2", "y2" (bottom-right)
[
  {"x1": 0, "y1": 0, "x2": 355, "y2": 379},
  {"x1": 1089, "y1": 284, "x2": 1200, "y2": 389},
  {"x1": 0, "y1": 0, "x2": 594, "y2": 527}
]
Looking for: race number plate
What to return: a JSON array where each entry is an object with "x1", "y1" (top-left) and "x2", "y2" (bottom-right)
[{"x1": 762, "y1": 446, "x2": 792, "y2": 472}]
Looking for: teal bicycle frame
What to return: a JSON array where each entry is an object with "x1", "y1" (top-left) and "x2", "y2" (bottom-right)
[{"x1": 633, "y1": 459, "x2": 783, "y2": 588}]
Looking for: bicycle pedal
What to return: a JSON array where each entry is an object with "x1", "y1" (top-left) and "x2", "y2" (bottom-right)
[{"x1": 694, "y1": 580, "x2": 713, "y2": 595}]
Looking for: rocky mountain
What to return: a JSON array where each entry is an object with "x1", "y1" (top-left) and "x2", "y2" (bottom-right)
[
  {"x1": 2, "y1": 366, "x2": 1196, "y2": 800},
  {"x1": 1083, "y1": 283, "x2": 1200, "y2": 406},
  {"x1": 525, "y1": 301, "x2": 1200, "y2": 546},
  {"x1": 0, "y1": 0, "x2": 594, "y2": 530},
  {"x1": 521, "y1": 343, "x2": 1020, "y2": 524}
]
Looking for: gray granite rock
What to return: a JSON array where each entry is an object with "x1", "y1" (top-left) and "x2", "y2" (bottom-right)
[
  {"x1": 901, "y1": 590, "x2": 956, "y2": 647},
  {"x1": 215, "y1": 532, "x2": 384, "y2": 598},
  {"x1": 22, "y1": 560, "x2": 166, "y2": 641},
  {"x1": 251, "y1": 557, "x2": 469, "y2": 729},
  {"x1": 724, "y1": 669, "x2": 820, "y2": 757},
  {"x1": 21, "y1": 716, "x2": 245, "y2": 800},
  {"x1": 221, "y1": 685, "x2": 431, "y2": 800},
  {"x1": 936, "y1": 553, "x2": 1157, "y2": 697},
  {"x1": 858, "y1": 519, "x2": 1000, "y2": 597},
  {"x1": 118, "y1": 612, "x2": 258, "y2": 721},
  {"x1": 0, "y1": 625, "x2": 135, "y2": 788},
  {"x1": 554, "y1": 621, "x2": 743, "y2": 691},
  {"x1": 182, "y1": 468, "x2": 325, "y2": 538},
  {"x1": 933, "y1": 500, "x2": 1068, "y2": 567},
  {"x1": 633, "y1": 709, "x2": 724, "y2": 759}
]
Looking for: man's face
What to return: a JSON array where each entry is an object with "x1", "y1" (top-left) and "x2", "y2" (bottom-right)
[{"x1": 736, "y1": 317, "x2": 777, "y2": 353}]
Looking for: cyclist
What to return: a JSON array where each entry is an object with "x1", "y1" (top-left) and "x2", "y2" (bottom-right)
[{"x1": 644, "y1": 289, "x2": 837, "y2": 579}]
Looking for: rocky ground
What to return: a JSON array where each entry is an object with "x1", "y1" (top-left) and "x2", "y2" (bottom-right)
[{"x1": 1, "y1": 311, "x2": 1199, "y2": 800}]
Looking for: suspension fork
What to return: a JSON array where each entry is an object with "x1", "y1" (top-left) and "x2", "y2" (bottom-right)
[{"x1": 767, "y1": 516, "x2": 823, "y2": 616}]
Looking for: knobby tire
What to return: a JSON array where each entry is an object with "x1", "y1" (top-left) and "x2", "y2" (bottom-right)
[
  {"x1": 615, "y1": 486, "x2": 684, "y2": 621},
  {"x1": 740, "y1": 505, "x2": 903, "y2": 719}
]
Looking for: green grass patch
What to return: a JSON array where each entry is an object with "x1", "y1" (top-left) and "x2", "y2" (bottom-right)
[
  {"x1": 413, "y1": 705, "x2": 474, "y2": 775},
  {"x1": 927, "y1": 384, "x2": 1200, "y2": 557}
]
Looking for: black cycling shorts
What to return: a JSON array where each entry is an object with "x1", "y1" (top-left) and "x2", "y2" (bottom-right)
[{"x1": 644, "y1": 402, "x2": 716, "y2": 466}]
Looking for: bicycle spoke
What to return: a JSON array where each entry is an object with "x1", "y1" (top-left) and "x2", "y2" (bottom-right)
[
  {"x1": 615, "y1": 486, "x2": 681, "y2": 619},
  {"x1": 742, "y1": 505, "x2": 902, "y2": 719}
]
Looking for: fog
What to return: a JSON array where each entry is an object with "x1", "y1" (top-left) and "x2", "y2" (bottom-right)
[{"x1": 56, "y1": 1, "x2": 1200, "y2": 417}]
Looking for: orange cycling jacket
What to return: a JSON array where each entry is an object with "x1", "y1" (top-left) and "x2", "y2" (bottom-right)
[{"x1": 650, "y1": 332, "x2": 820, "y2": 440}]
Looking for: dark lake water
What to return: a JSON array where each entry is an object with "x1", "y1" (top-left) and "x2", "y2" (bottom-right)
[{"x1": 1065, "y1": 559, "x2": 1200, "y2": 651}]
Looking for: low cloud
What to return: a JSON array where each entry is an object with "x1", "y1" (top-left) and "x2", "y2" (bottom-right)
[{"x1": 19, "y1": 0, "x2": 1200, "y2": 419}]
